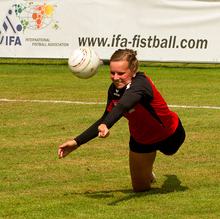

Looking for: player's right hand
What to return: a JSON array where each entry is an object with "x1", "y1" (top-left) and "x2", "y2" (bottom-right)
[{"x1": 58, "y1": 140, "x2": 78, "y2": 159}]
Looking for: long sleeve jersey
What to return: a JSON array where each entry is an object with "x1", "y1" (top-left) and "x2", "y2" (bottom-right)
[{"x1": 74, "y1": 72, "x2": 179, "y2": 147}]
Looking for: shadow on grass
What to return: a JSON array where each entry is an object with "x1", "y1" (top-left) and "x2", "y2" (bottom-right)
[
  {"x1": 108, "y1": 174, "x2": 189, "y2": 206},
  {"x1": 66, "y1": 174, "x2": 189, "y2": 206}
]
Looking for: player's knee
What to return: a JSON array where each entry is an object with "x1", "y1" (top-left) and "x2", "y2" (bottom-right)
[{"x1": 132, "y1": 183, "x2": 151, "y2": 193}]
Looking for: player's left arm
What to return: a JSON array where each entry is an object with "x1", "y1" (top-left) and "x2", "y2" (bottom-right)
[
  {"x1": 101, "y1": 75, "x2": 154, "y2": 130},
  {"x1": 73, "y1": 86, "x2": 113, "y2": 145}
]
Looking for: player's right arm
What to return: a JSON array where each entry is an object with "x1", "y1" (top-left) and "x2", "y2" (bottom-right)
[
  {"x1": 58, "y1": 87, "x2": 113, "y2": 158},
  {"x1": 58, "y1": 110, "x2": 109, "y2": 159}
]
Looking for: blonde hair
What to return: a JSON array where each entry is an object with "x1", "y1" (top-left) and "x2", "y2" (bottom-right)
[{"x1": 110, "y1": 49, "x2": 139, "y2": 71}]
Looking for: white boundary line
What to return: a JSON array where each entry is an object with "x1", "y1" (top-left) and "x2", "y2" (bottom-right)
[
  {"x1": 0, "y1": 98, "x2": 220, "y2": 109},
  {"x1": 0, "y1": 99, "x2": 105, "y2": 105},
  {"x1": 168, "y1": 105, "x2": 220, "y2": 110}
]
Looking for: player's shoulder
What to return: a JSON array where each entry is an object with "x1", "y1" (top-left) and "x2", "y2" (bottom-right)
[
  {"x1": 132, "y1": 72, "x2": 152, "y2": 85},
  {"x1": 134, "y1": 72, "x2": 148, "y2": 80},
  {"x1": 129, "y1": 72, "x2": 154, "y2": 96},
  {"x1": 108, "y1": 82, "x2": 117, "y2": 92},
  {"x1": 108, "y1": 82, "x2": 120, "y2": 96}
]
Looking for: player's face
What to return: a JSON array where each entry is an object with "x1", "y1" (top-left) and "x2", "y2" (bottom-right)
[{"x1": 110, "y1": 61, "x2": 136, "y2": 89}]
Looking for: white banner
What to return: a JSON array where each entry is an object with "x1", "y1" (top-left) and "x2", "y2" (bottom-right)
[{"x1": 0, "y1": 0, "x2": 220, "y2": 62}]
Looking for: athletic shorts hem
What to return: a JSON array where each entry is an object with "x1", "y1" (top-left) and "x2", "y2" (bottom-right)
[{"x1": 129, "y1": 119, "x2": 185, "y2": 154}]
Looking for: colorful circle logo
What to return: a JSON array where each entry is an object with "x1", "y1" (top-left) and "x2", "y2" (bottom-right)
[{"x1": 13, "y1": 2, "x2": 58, "y2": 31}]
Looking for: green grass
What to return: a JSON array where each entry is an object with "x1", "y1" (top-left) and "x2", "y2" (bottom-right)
[{"x1": 0, "y1": 60, "x2": 219, "y2": 218}]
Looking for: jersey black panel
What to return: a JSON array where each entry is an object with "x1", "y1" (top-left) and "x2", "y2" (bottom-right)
[{"x1": 139, "y1": 99, "x2": 164, "y2": 127}]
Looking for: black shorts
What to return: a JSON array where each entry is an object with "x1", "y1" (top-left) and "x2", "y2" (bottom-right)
[{"x1": 129, "y1": 119, "x2": 186, "y2": 154}]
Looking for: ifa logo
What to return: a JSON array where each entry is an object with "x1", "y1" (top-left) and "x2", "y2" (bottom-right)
[
  {"x1": 0, "y1": 8, "x2": 22, "y2": 46},
  {"x1": 0, "y1": 2, "x2": 58, "y2": 46}
]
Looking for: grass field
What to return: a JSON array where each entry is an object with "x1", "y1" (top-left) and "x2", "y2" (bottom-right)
[{"x1": 0, "y1": 60, "x2": 219, "y2": 218}]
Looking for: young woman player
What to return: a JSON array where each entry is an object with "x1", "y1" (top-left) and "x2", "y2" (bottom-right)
[{"x1": 58, "y1": 49, "x2": 186, "y2": 192}]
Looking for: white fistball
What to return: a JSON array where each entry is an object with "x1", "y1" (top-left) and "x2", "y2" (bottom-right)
[{"x1": 68, "y1": 47, "x2": 100, "y2": 79}]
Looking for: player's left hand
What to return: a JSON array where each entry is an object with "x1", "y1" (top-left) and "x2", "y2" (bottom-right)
[{"x1": 98, "y1": 124, "x2": 110, "y2": 138}]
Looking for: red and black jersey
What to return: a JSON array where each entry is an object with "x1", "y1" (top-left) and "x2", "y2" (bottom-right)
[{"x1": 75, "y1": 72, "x2": 179, "y2": 146}]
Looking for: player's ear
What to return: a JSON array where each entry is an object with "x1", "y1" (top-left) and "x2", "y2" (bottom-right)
[{"x1": 132, "y1": 68, "x2": 137, "y2": 78}]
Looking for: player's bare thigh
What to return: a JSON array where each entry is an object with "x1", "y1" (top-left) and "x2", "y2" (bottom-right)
[{"x1": 129, "y1": 150, "x2": 156, "y2": 192}]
